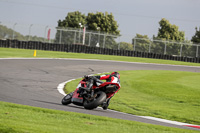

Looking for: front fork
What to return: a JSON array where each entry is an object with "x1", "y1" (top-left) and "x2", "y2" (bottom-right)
[
  {"x1": 80, "y1": 79, "x2": 99, "y2": 101},
  {"x1": 90, "y1": 89, "x2": 94, "y2": 97}
]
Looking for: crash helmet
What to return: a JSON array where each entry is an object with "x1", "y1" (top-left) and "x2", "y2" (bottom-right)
[{"x1": 111, "y1": 72, "x2": 120, "y2": 79}]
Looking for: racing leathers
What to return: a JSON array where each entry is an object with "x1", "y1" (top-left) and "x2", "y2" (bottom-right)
[{"x1": 93, "y1": 74, "x2": 120, "y2": 110}]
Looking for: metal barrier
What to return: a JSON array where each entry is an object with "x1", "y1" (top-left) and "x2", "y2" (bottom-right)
[{"x1": 133, "y1": 38, "x2": 200, "y2": 58}]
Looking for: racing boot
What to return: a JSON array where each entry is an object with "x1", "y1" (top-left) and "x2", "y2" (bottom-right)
[{"x1": 102, "y1": 98, "x2": 111, "y2": 110}]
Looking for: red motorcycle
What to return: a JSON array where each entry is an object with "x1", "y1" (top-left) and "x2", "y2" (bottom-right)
[{"x1": 61, "y1": 76, "x2": 120, "y2": 110}]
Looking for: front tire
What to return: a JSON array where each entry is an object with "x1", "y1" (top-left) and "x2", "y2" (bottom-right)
[
  {"x1": 61, "y1": 94, "x2": 72, "y2": 105},
  {"x1": 83, "y1": 91, "x2": 106, "y2": 110}
]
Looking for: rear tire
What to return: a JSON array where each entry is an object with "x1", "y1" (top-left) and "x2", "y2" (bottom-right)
[
  {"x1": 83, "y1": 91, "x2": 106, "y2": 110},
  {"x1": 61, "y1": 94, "x2": 72, "y2": 105}
]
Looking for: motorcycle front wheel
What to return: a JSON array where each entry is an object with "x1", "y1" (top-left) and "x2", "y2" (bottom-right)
[
  {"x1": 83, "y1": 91, "x2": 106, "y2": 110},
  {"x1": 61, "y1": 94, "x2": 72, "y2": 105}
]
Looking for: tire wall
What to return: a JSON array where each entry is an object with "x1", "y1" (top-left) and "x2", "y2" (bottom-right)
[{"x1": 0, "y1": 39, "x2": 199, "y2": 63}]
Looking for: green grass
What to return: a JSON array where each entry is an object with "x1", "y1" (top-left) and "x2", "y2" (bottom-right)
[
  {"x1": 65, "y1": 70, "x2": 200, "y2": 125},
  {"x1": 0, "y1": 47, "x2": 200, "y2": 66},
  {"x1": 0, "y1": 101, "x2": 198, "y2": 133}
]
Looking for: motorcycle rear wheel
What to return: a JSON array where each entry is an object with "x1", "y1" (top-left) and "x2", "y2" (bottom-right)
[{"x1": 83, "y1": 91, "x2": 106, "y2": 110}]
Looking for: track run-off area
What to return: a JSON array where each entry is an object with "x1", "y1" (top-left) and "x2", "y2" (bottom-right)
[{"x1": 0, "y1": 58, "x2": 200, "y2": 131}]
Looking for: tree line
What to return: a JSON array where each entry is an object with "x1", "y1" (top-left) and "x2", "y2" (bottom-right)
[
  {"x1": 0, "y1": 25, "x2": 45, "y2": 42},
  {"x1": 0, "y1": 11, "x2": 199, "y2": 57},
  {"x1": 55, "y1": 11, "x2": 200, "y2": 56},
  {"x1": 55, "y1": 11, "x2": 200, "y2": 44},
  {"x1": 131, "y1": 18, "x2": 200, "y2": 57},
  {"x1": 54, "y1": 11, "x2": 120, "y2": 49}
]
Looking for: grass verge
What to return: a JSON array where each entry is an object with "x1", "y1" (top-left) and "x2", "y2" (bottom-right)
[
  {"x1": 0, "y1": 47, "x2": 200, "y2": 66},
  {"x1": 0, "y1": 101, "x2": 198, "y2": 133},
  {"x1": 64, "y1": 70, "x2": 200, "y2": 125}
]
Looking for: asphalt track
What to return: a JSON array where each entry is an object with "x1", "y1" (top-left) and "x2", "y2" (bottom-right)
[{"x1": 0, "y1": 58, "x2": 200, "y2": 131}]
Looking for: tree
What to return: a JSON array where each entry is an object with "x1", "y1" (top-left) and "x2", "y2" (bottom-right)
[
  {"x1": 86, "y1": 12, "x2": 120, "y2": 49},
  {"x1": 55, "y1": 11, "x2": 120, "y2": 47},
  {"x1": 119, "y1": 42, "x2": 133, "y2": 51},
  {"x1": 132, "y1": 34, "x2": 151, "y2": 52},
  {"x1": 190, "y1": 27, "x2": 200, "y2": 57},
  {"x1": 57, "y1": 11, "x2": 86, "y2": 28},
  {"x1": 0, "y1": 24, "x2": 44, "y2": 41},
  {"x1": 86, "y1": 12, "x2": 120, "y2": 35},
  {"x1": 156, "y1": 18, "x2": 186, "y2": 55},
  {"x1": 55, "y1": 11, "x2": 86, "y2": 44},
  {"x1": 191, "y1": 27, "x2": 200, "y2": 44},
  {"x1": 157, "y1": 18, "x2": 185, "y2": 41}
]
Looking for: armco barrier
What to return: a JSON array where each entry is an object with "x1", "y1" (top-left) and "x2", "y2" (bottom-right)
[{"x1": 0, "y1": 39, "x2": 199, "y2": 63}]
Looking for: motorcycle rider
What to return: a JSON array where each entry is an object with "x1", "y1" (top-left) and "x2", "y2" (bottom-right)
[{"x1": 84, "y1": 72, "x2": 120, "y2": 110}]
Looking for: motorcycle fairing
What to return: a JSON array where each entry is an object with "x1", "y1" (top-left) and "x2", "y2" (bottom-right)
[
  {"x1": 98, "y1": 82, "x2": 120, "y2": 99},
  {"x1": 71, "y1": 83, "x2": 83, "y2": 105}
]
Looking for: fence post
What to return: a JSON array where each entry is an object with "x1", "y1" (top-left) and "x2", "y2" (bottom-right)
[
  {"x1": 118, "y1": 37, "x2": 120, "y2": 50},
  {"x1": 28, "y1": 24, "x2": 33, "y2": 41},
  {"x1": 103, "y1": 34, "x2": 106, "y2": 48},
  {"x1": 44, "y1": 26, "x2": 48, "y2": 42},
  {"x1": 82, "y1": 27, "x2": 86, "y2": 45},
  {"x1": 59, "y1": 30, "x2": 62, "y2": 44},
  {"x1": 12, "y1": 23, "x2": 17, "y2": 40},
  {"x1": 79, "y1": 29, "x2": 81, "y2": 43},
  {"x1": 89, "y1": 32, "x2": 91, "y2": 46},
  {"x1": 180, "y1": 43, "x2": 183, "y2": 57},
  {"x1": 164, "y1": 41, "x2": 167, "y2": 55},
  {"x1": 74, "y1": 31, "x2": 76, "y2": 44},
  {"x1": 149, "y1": 40, "x2": 151, "y2": 53},
  {"x1": 133, "y1": 38, "x2": 136, "y2": 51}
]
